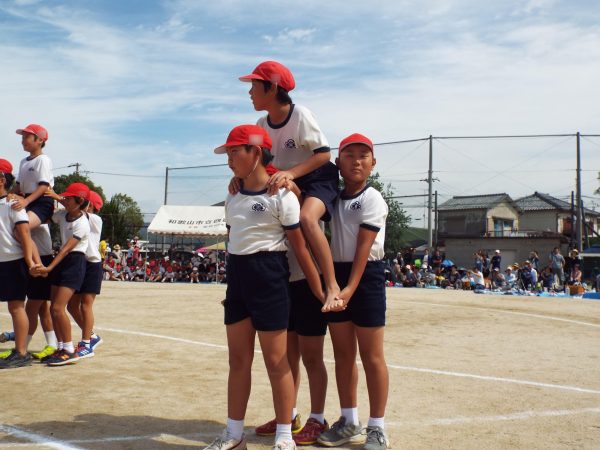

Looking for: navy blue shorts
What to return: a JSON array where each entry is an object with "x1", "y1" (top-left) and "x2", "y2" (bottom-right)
[
  {"x1": 224, "y1": 252, "x2": 290, "y2": 332},
  {"x1": 76, "y1": 261, "x2": 103, "y2": 295},
  {"x1": 289, "y1": 278, "x2": 327, "y2": 336},
  {"x1": 27, "y1": 254, "x2": 53, "y2": 300},
  {"x1": 0, "y1": 259, "x2": 28, "y2": 301},
  {"x1": 325, "y1": 261, "x2": 386, "y2": 327},
  {"x1": 295, "y1": 161, "x2": 339, "y2": 222},
  {"x1": 26, "y1": 196, "x2": 54, "y2": 224},
  {"x1": 50, "y1": 252, "x2": 86, "y2": 291}
]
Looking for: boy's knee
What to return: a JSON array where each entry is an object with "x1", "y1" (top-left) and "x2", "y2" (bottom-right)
[
  {"x1": 229, "y1": 353, "x2": 253, "y2": 372},
  {"x1": 302, "y1": 353, "x2": 325, "y2": 372}
]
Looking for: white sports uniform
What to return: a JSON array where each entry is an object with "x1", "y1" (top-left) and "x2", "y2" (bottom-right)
[
  {"x1": 86, "y1": 214, "x2": 102, "y2": 263},
  {"x1": 52, "y1": 210, "x2": 90, "y2": 253},
  {"x1": 16, "y1": 155, "x2": 53, "y2": 194},
  {"x1": 0, "y1": 197, "x2": 28, "y2": 262},
  {"x1": 257, "y1": 104, "x2": 329, "y2": 171},
  {"x1": 31, "y1": 224, "x2": 53, "y2": 257},
  {"x1": 331, "y1": 186, "x2": 388, "y2": 262}
]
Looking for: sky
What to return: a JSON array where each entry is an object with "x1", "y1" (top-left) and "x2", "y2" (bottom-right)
[{"x1": 1, "y1": 0, "x2": 599, "y2": 226}]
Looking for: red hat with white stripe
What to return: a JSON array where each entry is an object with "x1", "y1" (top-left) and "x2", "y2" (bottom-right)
[
  {"x1": 239, "y1": 61, "x2": 296, "y2": 92},
  {"x1": 214, "y1": 124, "x2": 272, "y2": 154},
  {"x1": 61, "y1": 182, "x2": 90, "y2": 199}
]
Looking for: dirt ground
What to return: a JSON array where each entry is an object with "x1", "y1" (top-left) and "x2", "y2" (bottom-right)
[{"x1": 1, "y1": 282, "x2": 599, "y2": 450}]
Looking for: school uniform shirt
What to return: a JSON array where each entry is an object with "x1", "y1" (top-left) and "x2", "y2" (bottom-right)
[
  {"x1": 0, "y1": 197, "x2": 29, "y2": 262},
  {"x1": 225, "y1": 187, "x2": 300, "y2": 255},
  {"x1": 30, "y1": 223, "x2": 53, "y2": 257},
  {"x1": 287, "y1": 223, "x2": 323, "y2": 282},
  {"x1": 86, "y1": 213, "x2": 103, "y2": 263},
  {"x1": 16, "y1": 154, "x2": 54, "y2": 194},
  {"x1": 52, "y1": 210, "x2": 90, "y2": 253},
  {"x1": 257, "y1": 104, "x2": 329, "y2": 171},
  {"x1": 331, "y1": 186, "x2": 388, "y2": 262}
]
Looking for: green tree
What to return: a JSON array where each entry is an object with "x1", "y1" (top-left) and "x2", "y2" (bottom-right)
[
  {"x1": 53, "y1": 173, "x2": 105, "y2": 202},
  {"x1": 100, "y1": 193, "x2": 144, "y2": 245},
  {"x1": 365, "y1": 172, "x2": 410, "y2": 254}
]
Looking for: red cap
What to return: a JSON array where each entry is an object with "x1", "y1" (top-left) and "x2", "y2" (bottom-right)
[
  {"x1": 239, "y1": 61, "x2": 295, "y2": 92},
  {"x1": 214, "y1": 125, "x2": 272, "y2": 154},
  {"x1": 0, "y1": 159, "x2": 13, "y2": 174},
  {"x1": 61, "y1": 182, "x2": 90, "y2": 199},
  {"x1": 88, "y1": 191, "x2": 104, "y2": 211},
  {"x1": 339, "y1": 133, "x2": 374, "y2": 153},
  {"x1": 16, "y1": 124, "x2": 49, "y2": 142}
]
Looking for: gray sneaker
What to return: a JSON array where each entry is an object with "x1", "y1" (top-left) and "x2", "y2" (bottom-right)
[
  {"x1": 0, "y1": 350, "x2": 32, "y2": 369},
  {"x1": 204, "y1": 432, "x2": 247, "y2": 450},
  {"x1": 271, "y1": 439, "x2": 296, "y2": 450},
  {"x1": 316, "y1": 416, "x2": 362, "y2": 447},
  {"x1": 363, "y1": 426, "x2": 390, "y2": 450}
]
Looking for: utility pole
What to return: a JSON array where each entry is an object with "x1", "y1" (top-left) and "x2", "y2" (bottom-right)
[
  {"x1": 576, "y1": 132, "x2": 583, "y2": 252},
  {"x1": 164, "y1": 167, "x2": 169, "y2": 205},
  {"x1": 68, "y1": 162, "x2": 81, "y2": 174},
  {"x1": 434, "y1": 190, "x2": 438, "y2": 248},
  {"x1": 427, "y1": 135, "x2": 433, "y2": 249}
]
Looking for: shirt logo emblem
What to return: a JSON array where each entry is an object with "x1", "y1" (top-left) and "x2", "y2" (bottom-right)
[
  {"x1": 251, "y1": 202, "x2": 266, "y2": 212},
  {"x1": 350, "y1": 201, "x2": 361, "y2": 211},
  {"x1": 285, "y1": 139, "x2": 297, "y2": 149}
]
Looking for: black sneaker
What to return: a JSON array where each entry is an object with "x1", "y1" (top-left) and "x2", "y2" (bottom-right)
[{"x1": 0, "y1": 349, "x2": 33, "y2": 369}]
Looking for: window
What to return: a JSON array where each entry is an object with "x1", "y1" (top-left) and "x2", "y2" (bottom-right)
[{"x1": 493, "y1": 218, "x2": 513, "y2": 237}]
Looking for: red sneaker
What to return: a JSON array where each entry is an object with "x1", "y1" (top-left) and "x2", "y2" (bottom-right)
[
  {"x1": 293, "y1": 418, "x2": 329, "y2": 445},
  {"x1": 255, "y1": 415, "x2": 302, "y2": 436}
]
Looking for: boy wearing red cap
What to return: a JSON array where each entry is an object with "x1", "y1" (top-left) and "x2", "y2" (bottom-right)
[
  {"x1": 238, "y1": 61, "x2": 340, "y2": 307},
  {"x1": 0, "y1": 159, "x2": 36, "y2": 369},
  {"x1": 206, "y1": 125, "x2": 323, "y2": 450},
  {"x1": 33, "y1": 182, "x2": 91, "y2": 366},
  {"x1": 319, "y1": 134, "x2": 390, "y2": 450},
  {"x1": 11, "y1": 124, "x2": 54, "y2": 230}
]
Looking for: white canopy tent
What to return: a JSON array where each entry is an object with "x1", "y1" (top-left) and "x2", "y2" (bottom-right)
[{"x1": 148, "y1": 205, "x2": 227, "y2": 237}]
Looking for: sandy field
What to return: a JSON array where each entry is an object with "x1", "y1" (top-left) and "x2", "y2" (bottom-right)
[{"x1": 1, "y1": 282, "x2": 599, "y2": 450}]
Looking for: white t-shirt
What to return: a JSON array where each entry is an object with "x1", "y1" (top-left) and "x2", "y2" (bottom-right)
[
  {"x1": 86, "y1": 213, "x2": 103, "y2": 263},
  {"x1": 226, "y1": 187, "x2": 300, "y2": 255},
  {"x1": 0, "y1": 197, "x2": 29, "y2": 262},
  {"x1": 52, "y1": 210, "x2": 90, "y2": 254},
  {"x1": 257, "y1": 104, "x2": 329, "y2": 171},
  {"x1": 31, "y1": 223, "x2": 53, "y2": 257},
  {"x1": 471, "y1": 270, "x2": 485, "y2": 286},
  {"x1": 16, "y1": 154, "x2": 54, "y2": 194},
  {"x1": 331, "y1": 186, "x2": 388, "y2": 262}
]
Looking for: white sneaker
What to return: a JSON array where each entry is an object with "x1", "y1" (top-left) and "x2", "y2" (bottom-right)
[
  {"x1": 271, "y1": 439, "x2": 296, "y2": 450},
  {"x1": 204, "y1": 433, "x2": 247, "y2": 450}
]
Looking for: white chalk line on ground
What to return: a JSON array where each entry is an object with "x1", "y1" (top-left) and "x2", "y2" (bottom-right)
[
  {"x1": 3, "y1": 407, "x2": 600, "y2": 447},
  {"x1": 0, "y1": 423, "x2": 85, "y2": 450},
  {"x1": 1, "y1": 313, "x2": 599, "y2": 395},
  {"x1": 398, "y1": 299, "x2": 600, "y2": 328}
]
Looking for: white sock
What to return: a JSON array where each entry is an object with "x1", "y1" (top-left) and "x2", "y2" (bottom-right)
[
  {"x1": 309, "y1": 412, "x2": 325, "y2": 424},
  {"x1": 292, "y1": 407, "x2": 298, "y2": 419},
  {"x1": 368, "y1": 416, "x2": 385, "y2": 429},
  {"x1": 58, "y1": 341, "x2": 64, "y2": 350},
  {"x1": 275, "y1": 423, "x2": 292, "y2": 443},
  {"x1": 26, "y1": 335, "x2": 33, "y2": 346},
  {"x1": 341, "y1": 407, "x2": 359, "y2": 426},
  {"x1": 225, "y1": 418, "x2": 244, "y2": 441},
  {"x1": 45, "y1": 331, "x2": 58, "y2": 348},
  {"x1": 64, "y1": 342, "x2": 75, "y2": 353}
]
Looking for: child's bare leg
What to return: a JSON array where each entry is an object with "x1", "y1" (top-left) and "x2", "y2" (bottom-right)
[
  {"x1": 80, "y1": 293, "x2": 96, "y2": 341},
  {"x1": 8, "y1": 301, "x2": 28, "y2": 354},
  {"x1": 356, "y1": 326, "x2": 388, "y2": 417},
  {"x1": 287, "y1": 330, "x2": 301, "y2": 406},
  {"x1": 258, "y1": 329, "x2": 295, "y2": 425},
  {"x1": 26, "y1": 210, "x2": 42, "y2": 230},
  {"x1": 50, "y1": 286, "x2": 75, "y2": 344},
  {"x1": 25, "y1": 300, "x2": 42, "y2": 336},
  {"x1": 67, "y1": 294, "x2": 84, "y2": 330},
  {"x1": 328, "y1": 322, "x2": 358, "y2": 408},
  {"x1": 300, "y1": 197, "x2": 339, "y2": 302},
  {"x1": 226, "y1": 318, "x2": 256, "y2": 420},
  {"x1": 38, "y1": 300, "x2": 53, "y2": 332},
  {"x1": 299, "y1": 334, "x2": 327, "y2": 415}
]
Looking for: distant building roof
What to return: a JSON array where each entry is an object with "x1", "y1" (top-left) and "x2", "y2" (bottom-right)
[
  {"x1": 438, "y1": 193, "x2": 516, "y2": 211},
  {"x1": 514, "y1": 192, "x2": 600, "y2": 216}
]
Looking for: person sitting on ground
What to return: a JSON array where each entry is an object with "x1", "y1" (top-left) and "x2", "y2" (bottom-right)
[
  {"x1": 566, "y1": 263, "x2": 582, "y2": 286},
  {"x1": 505, "y1": 266, "x2": 516, "y2": 288},
  {"x1": 490, "y1": 268, "x2": 506, "y2": 290}
]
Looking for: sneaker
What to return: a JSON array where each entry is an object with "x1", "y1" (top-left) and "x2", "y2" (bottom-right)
[
  {"x1": 90, "y1": 335, "x2": 103, "y2": 351},
  {"x1": 316, "y1": 417, "x2": 362, "y2": 447},
  {"x1": 256, "y1": 414, "x2": 302, "y2": 436},
  {"x1": 0, "y1": 349, "x2": 12, "y2": 359},
  {"x1": 293, "y1": 418, "x2": 329, "y2": 446},
  {"x1": 47, "y1": 350, "x2": 80, "y2": 366},
  {"x1": 204, "y1": 432, "x2": 247, "y2": 450},
  {"x1": 271, "y1": 439, "x2": 296, "y2": 450},
  {"x1": 0, "y1": 331, "x2": 15, "y2": 343},
  {"x1": 40, "y1": 348, "x2": 61, "y2": 363},
  {"x1": 0, "y1": 350, "x2": 33, "y2": 369},
  {"x1": 76, "y1": 342, "x2": 95, "y2": 359},
  {"x1": 32, "y1": 345, "x2": 57, "y2": 360},
  {"x1": 362, "y1": 426, "x2": 390, "y2": 450}
]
